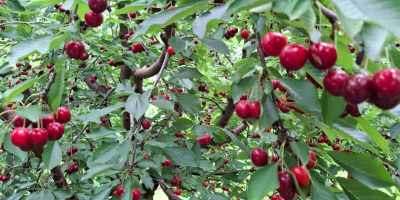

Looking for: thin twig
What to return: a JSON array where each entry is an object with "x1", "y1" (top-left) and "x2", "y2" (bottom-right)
[
  {"x1": 201, "y1": 96, "x2": 224, "y2": 113},
  {"x1": 31, "y1": 71, "x2": 57, "y2": 104},
  {"x1": 224, "y1": 54, "x2": 234, "y2": 67}
]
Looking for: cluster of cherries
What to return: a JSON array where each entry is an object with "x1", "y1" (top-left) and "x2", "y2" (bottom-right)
[
  {"x1": 10, "y1": 107, "x2": 71, "y2": 151},
  {"x1": 111, "y1": 184, "x2": 141, "y2": 200},
  {"x1": 108, "y1": 59, "x2": 125, "y2": 66},
  {"x1": 132, "y1": 43, "x2": 146, "y2": 54},
  {"x1": 196, "y1": 134, "x2": 212, "y2": 145},
  {"x1": 65, "y1": 162, "x2": 79, "y2": 174},
  {"x1": 170, "y1": 177, "x2": 183, "y2": 195},
  {"x1": 65, "y1": 41, "x2": 87, "y2": 60},
  {"x1": 84, "y1": 0, "x2": 107, "y2": 27},
  {"x1": 224, "y1": 27, "x2": 238, "y2": 40},
  {"x1": 235, "y1": 98, "x2": 261, "y2": 120},
  {"x1": 161, "y1": 159, "x2": 172, "y2": 167},
  {"x1": 66, "y1": 147, "x2": 78, "y2": 156}
]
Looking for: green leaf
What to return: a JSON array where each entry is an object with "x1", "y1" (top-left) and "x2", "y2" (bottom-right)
[
  {"x1": 171, "y1": 68, "x2": 203, "y2": 79},
  {"x1": 337, "y1": 177, "x2": 394, "y2": 200},
  {"x1": 137, "y1": 159, "x2": 160, "y2": 170},
  {"x1": 389, "y1": 49, "x2": 400, "y2": 69},
  {"x1": 3, "y1": 132, "x2": 27, "y2": 161},
  {"x1": 361, "y1": 23, "x2": 391, "y2": 60},
  {"x1": 247, "y1": 164, "x2": 279, "y2": 200},
  {"x1": 168, "y1": 36, "x2": 186, "y2": 54},
  {"x1": 278, "y1": 78, "x2": 321, "y2": 114},
  {"x1": 52, "y1": 189, "x2": 73, "y2": 199},
  {"x1": 289, "y1": 141, "x2": 310, "y2": 166},
  {"x1": 321, "y1": 90, "x2": 347, "y2": 125},
  {"x1": 332, "y1": 3, "x2": 363, "y2": 42},
  {"x1": 140, "y1": 174, "x2": 154, "y2": 190},
  {"x1": 311, "y1": 183, "x2": 339, "y2": 200},
  {"x1": 2, "y1": 77, "x2": 38, "y2": 104},
  {"x1": 224, "y1": 0, "x2": 276, "y2": 18},
  {"x1": 92, "y1": 188, "x2": 110, "y2": 200},
  {"x1": 39, "y1": 190, "x2": 55, "y2": 200},
  {"x1": 28, "y1": 0, "x2": 61, "y2": 5},
  {"x1": 192, "y1": 5, "x2": 230, "y2": 38},
  {"x1": 390, "y1": 123, "x2": 400, "y2": 139},
  {"x1": 328, "y1": 151, "x2": 395, "y2": 189},
  {"x1": 231, "y1": 76, "x2": 259, "y2": 103},
  {"x1": 223, "y1": 129, "x2": 250, "y2": 154},
  {"x1": 273, "y1": 0, "x2": 313, "y2": 20},
  {"x1": 47, "y1": 55, "x2": 66, "y2": 113},
  {"x1": 164, "y1": 146, "x2": 198, "y2": 167},
  {"x1": 336, "y1": 42, "x2": 354, "y2": 71},
  {"x1": 92, "y1": 143, "x2": 120, "y2": 164},
  {"x1": 172, "y1": 118, "x2": 194, "y2": 130},
  {"x1": 260, "y1": 95, "x2": 279, "y2": 131},
  {"x1": 81, "y1": 164, "x2": 115, "y2": 181},
  {"x1": 231, "y1": 58, "x2": 256, "y2": 84},
  {"x1": 42, "y1": 141, "x2": 62, "y2": 170},
  {"x1": 125, "y1": 92, "x2": 150, "y2": 120},
  {"x1": 174, "y1": 93, "x2": 202, "y2": 113},
  {"x1": 199, "y1": 37, "x2": 230, "y2": 55},
  {"x1": 356, "y1": 118, "x2": 389, "y2": 154},
  {"x1": 9, "y1": 35, "x2": 53, "y2": 65},
  {"x1": 111, "y1": 2, "x2": 146, "y2": 15},
  {"x1": 299, "y1": 7, "x2": 316, "y2": 36},
  {"x1": 15, "y1": 105, "x2": 40, "y2": 122},
  {"x1": 75, "y1": 102, "x2": 125, "y2": 123},
  {"x1": 132, "y1": 1, "x2": 208, "y2": 40},
  {"x1": 77, "y1": 1, "x2": 90, "y2": 20},
  {"x1": 151, "y1": 98, "x2": 176, "y2": 112},
  {"x1": 85, "y1": 126, "x2": 120, "y2": 140}
]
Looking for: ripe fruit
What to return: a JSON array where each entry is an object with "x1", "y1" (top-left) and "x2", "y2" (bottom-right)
[
  {"x1": 84, "y1": 11, "x2": 103, "y2": 27},
  {"x1": 88, "y1": 0, "x2": 107, "y2": 13},
  {"x1": 249, "y1": 101, "x2": 261, "y2": 119},
  {"x1": 261, "y1": 32, "x2": 287, "y2": 56},
  {"x1": 291, "y1": 166, "x2": 310, "y2": 186},
  {"x1": 142, "y1": 120, "x2": 151, "y2": 129},
  {"x1": 167, "y1": 46, "x2": 176, "y2": 55},
  {"x1": 250, "y1": 148, "x2": 268, "y2": 167},
  {"x1": 46, "y1": 122, "x2": 64, "y2": 141},
  {"x1": 235, "y1": 100, "x2": 251, "y2": 119},
  {"x1": 56, "y1": 107, "x2": 71, "y2": 123},
  {"x1": 240, "y1": 93, "x2": 248, "y2": 100},
  {"x1": 13, "y1": 115, "x2": 31, "y2": 128},
  {"x1": 177, "y1": 88, "x2": 183, "y2": 92},
  {"x1": 173, "y1": 189, "x2": 182, "y2": 196},
  {"x1": 162, "y1": 159, "x2": 171, "y2": 167},
  {"x1": 10, "y1": 127, "x2": 30, "y2": 147},
  {"x1": 277, "y1": 171, "x2": 294, "y2": 192},
  {"x1": 370, "y1": 93, "x2": 399, "y2": 110},
  {"x1": 279, "y1": 44, "x2": 308, "y2": 71},
  {"x1": 346, "y1": 103, "x2": 361, "y2": 117},
  {"x1": 193, "y1": 39, "x2": 198, "y2": 44},
  {"x1": 101, "y1": 118, "x2": 107, "y2": 124},
  {"x1": 308, "y1": 42, "x2": 337, "y2": 70},
  {"x1": 306, "y1": 150, "x2": 317, "y2": 169},
  {"x1": 372, "y1": 69, "x2": 400, "y2": 98},
  {"x1": 163, "y1": 93, "x2": 170, "y2": 100},
  {"x1": 241, "y1": 29, "x2": 249, "y2": 39},
  {"x1": 252, "y1": 133, "x2": 261, "y2": 138},
  {"x1": 65, "y1": 41, "x2": 85, "y2": 59},
  {"x1": 132, "y1": 189, "x2": 141, "y2": 200},
  {"x1": 332, "y1": 144, "x2": 340, "y2": 151},
  {"x1": 342, "y1": 74, "x2": 373, "y2": 104},
  {"x1": 323, "y1": 70, "x2": 349, "y2": 96},
  {"x1": 28, "y1": 128, "x2": 49, "y2": 147}
]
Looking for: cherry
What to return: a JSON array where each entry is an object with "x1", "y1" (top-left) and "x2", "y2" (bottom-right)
[
  {"x1": 20, "y1": 142, "x2": 34, "y2": 152},
  {"x1": 142, "y1": 120, "x2": 151, "y2": 129},
  {"x1": 279, "y1": 44, "x2": 308, "y2": 71},
  {"x1": 342, "y1": 74, "x2": 373, "y2": 104},
  {"x1": 162, "y1": 159, "x2": 171, "y2": 167},
  {"x1": 144, "y1": 154, "x2": 149, "y2": 159},
  {"x1": 101, "y1": 118, "x2": 107, "y2": 124},
  {"x1": 132, "y1": 189, "x2": 141, "y2": 200},
  {"x1": 56, "y1": 107, "x2": 71, "y2": 123},
  {"x1": 203, "y1": 183, "x2": 209, "y2": 188},
  {"x1": 249, "y1": 101, "x2": 261, "y2": 119},
  {"x1": 193, "y1": 39, "x2": 198, "y2": 45},
  {"x1": 88, "y1": 0, "x2": 107, "y2": 13},
  {"x1": 65, "y1": 41, "x2": 85, "y2": 59},
  {"x1": 279, "y1": 189, "x2": 296, "y2": 200},
  {"x1": 167, "y1": 46, "x2": 176, "y2": 55},
  {"x1": 306, "y1": 150, "x2": 317, "y2": 169},
  {"x1": 170, "y1": 176, "x2": 182, "y2": 186},
  {"x1": 250, "y1": 148, "x2": 268, "y2": 167},
  {"x1": 348, "y1": 45, "x2": 355, "y2": 53},
  {"x1": 235, "y1": 100, "x2": 251, "y2": 119},
  {"x1": 240, "y1": 93, "x2": 248, "y2": 100},
  {"x1": 13, "y1": 115, "x2": 31, "y2": 128},
  {"x1": 291, "y1": 166, "x2": 310, "y2": 186},
  {"x1": 221, "y1": 186, "x2": 230, "y2": 191},
  {"x1": 202, "y1": 101, "x2": 206, "y2": 106},
  {"x1": 129, "y1": 12, "x2": 136, "y2": 18},
  {"x1": 163, "y1": 93, "x2": 170, "y2": 100},
  {"x1": 71, "y1": 84, "x2": 78, "y2": 91},
  {"x1": 261, "y1": 32, "x2": 287, "y2": 56},
  {"x1": 10, "y1": 127, "x2": 30, "y2": 147},
  {"x1": 332, "y1": 144, "x2": 340, "y2": 151},
  {"x1": 323, "y1": 70, "x2": 349, "y2": 96},
  {"x1": 199, "y1": 134, "x2": 211, "y2": 144},
  {"x1": 27, "y1": 128, "x2": 48, "y2": 147},
  {"x1": 46, "y1": 122, "x2": 64, "y2": 141},
  {"x1": 346, "y1": 103, "x2": 361, "y2": 117},
  {"x1": 370, "y1": 93, "x2": 399, "y2": 110},
  {"x1": 372, "y1": 69, "x2": 400, "y2": 98},
  {"x1": 308, "y1": 42, "x2": 337, "y2": 70},
  {"x1": 0, "y1": 175, "x2": 7, "y2": 182},
  {"x1": 177, "y1": 88, "x2": 183, "y2": 92},
  {"x1": 252, "y1": 133, "x2": 261, "y2": 138},
  {"x1": 277, "y1": 171, "x2": 294, "y2": 192},
  {"x1": 241, "y1": 29, "x2": 249, "y2": 39},
  {"x1": 173, "y1": 189, "x2": 182, "y2": 196},
  {"x1": 46, "y1": 64, "x2": 53, "y2": 69},
  {"x1": 84, "y1": 11, "x2": 103, "y2": 27}
]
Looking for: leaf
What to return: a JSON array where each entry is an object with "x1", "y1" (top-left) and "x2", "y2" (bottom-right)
[
  {"x1": 132, "y1": 1, "x2": 208, "y2": 40},
  {"x1": 231, "y1": 58, "x2": 256, "y2": 84},
  {"x1": 47, "y1": 55, "x2": 66, "y2": 113},
  {"x1": 3, "y1": 132, "x2": 27, "y2": 161},
  {"x1": 168, "y1": 36, "x2": 186, "y2": 54},
  {"x1": 199, "y1": 37, "x2": 230, "y2": 55},
  {"x1": 92, "y1": 188, "x2": 111, "y2": 200},
  {"x1": 336, "y1": 42, "x2": 354, "y2": 71},
  {"x1": 289, "y1": 141, "x2": 310, "y2": 166},
  {"x1": 260, "y1": 95, "x2": 279, "y2": 131},
  {"x1": 192, "y1": 5, "x2": 230, "y2": 38},
  {"x1": 299, "y1": 7, "x2": 316, "y2": 36},
  {"x1": 248, "y1": 164, "x2": 279, "y2": 200},
  {"x1": 231, "y1": 76, "x2": 259, "y2": 103},
  {"x1": 278, "y1": 78, "x2": 321, "y2": 114},
  {"x1": 42, "y1": 141, "x2": 62, "y2": 170},
  {"x1": 311, "y1": 183, "x2": 339, "y2": 200},
  {"x1": 337, "y1": 177, "x2": 394, "y2": 200},
  {"x1": 390, "y1": 123, "x2": 400, "y2": 139},
  {"x1": 361, "y1": 23, "x2": 391, "y2": 60},
  {"x1": 28, "y1": 0, "x2": 61, "y2": 5},
  {"x1": 223, "y1": 129, "x2": 250, "y2": 154},
  {"x1": 15, "y1": 105, "x2": 41, "y2": 122},
  {"x1": 172, "y1": 68, "x2": 203, "y2": 79},
  {"x1": 389, "y1": 49, "x2": 400, "y2": 69},
  {"x1": 273, "y1": 0, "x2": 313, "y2": 20},
  {"x1": 137, "y1": 159, "x2": 160, "y2": 170},
  {"x1": 140, "y1": 174, "x2": 154, "y2": 190},
  {"x1": 39, "y1": 190, "x2": 55, "y2": 200},
  {"x1": 75, "y1": 102, "x2": 125, "y2": 123},
  {"x1": 328, "y1": 151, "x2": 395, "y2": 189},
  {"x1": 356, "y1": 118, "x2": 389, "y2": 154},
  {"x1": 2, "y1": 77, "x2": 38, "y2": 104},
  {"x1": 151, "y1": 98, "x2": 176, "y2": 112},
  {"x1": 81, "y1": 164, "x2": 115, "y2": 181},
  {"x1": 111, "y1": 2, "x2": 146, "y2": 15},
  {"x1": 172, "y1": 118, "x2": 194, "y2": 130},
  {"x1": 224, "y1": 0, "x2": 276, "y2": 18},
  {"x1": 92, "y1": 143, "x2": 119, "y2": 164},
  {"x1": 164, "y1": 146, "x2": 198, "y2": 167},
  {"x1": 174, "y1": 93, "x2": 202, "y2": 113},
  {"x1": 321, "y1": 90, "x2": 347, "y2": 125},
  {"x1": 52, "y1": 189, "x2": 73, "y2": 199},
  {"x1": 8, "y1": 35, "x2": 53, "y2": 65},
  {"x1": 125, "y1": 92, "x2": 150, "y2": 120}
]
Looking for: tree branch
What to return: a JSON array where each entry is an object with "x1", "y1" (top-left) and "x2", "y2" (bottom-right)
[
  {"x1": 215, "y1": 98, "x2": 235, "y2": 128},
  {"x1": 159, "y1": 180, "x2": 182, "y2": 200},
  {"x1": 314, "y1": 2, "x2": 338, "y2": 40}
]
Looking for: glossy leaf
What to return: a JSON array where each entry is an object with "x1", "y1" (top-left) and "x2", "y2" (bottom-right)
[
  {"x1": 248, "y1": 164, "x2": 279, "y2": 200},
  {"x1": 42, "y1": 141, "x2": 62, "y2": 170}
]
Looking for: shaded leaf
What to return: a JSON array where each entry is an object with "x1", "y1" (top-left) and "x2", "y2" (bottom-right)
[
  {"x1": 42, "y1": 141, "x2": 62, "y2": 170},
  {"x1": 164, "y1": 146, "x2": 198, "y2": 167},
  {"x1": 248, "y1": 164, "x2": 279, "y2": 200}
]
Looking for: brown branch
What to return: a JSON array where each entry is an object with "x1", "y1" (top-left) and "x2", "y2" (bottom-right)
[
  {"x1": 314, "y1": 2, "x2": 338, "y2": 40},
  {"x1": 31, "y1": 71, "x2": 57, "y2": 104},
  {"x1": 159, "y1": 180, "x2": 182, "y2": 200},
  {"x1": 215, "y1": 98, "x2": 235, "y2": 128},
  {"x1": 83, "y1": 77, "x2": 107, "y2": 94},
  {"x1": 232, "y1": 121, "x2": 247, "y2": 135}
]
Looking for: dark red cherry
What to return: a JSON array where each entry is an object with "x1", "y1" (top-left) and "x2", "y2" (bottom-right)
[
  {"x1": 308, "y1": 42, "x2": 337, "y2": 70},
  {"x1": 84, "y1": 11, "x2": 103, "y2": 27},
  {"x1": 65, "y1": 41, "x2": 85, "y2": 59},
  {"x1": 372, "y1": 69, "x2": 400, "y2": 98},
  {"x1": 250, "y1": 148, "x2": 268, "y2": 167},
  {"x1": 346, "y1": 103, "x2": 361, "y2": 117},
  {"x1": 235, "y1": 100, "x2": 251, "y2": 119},
  {"x1": 13, "y1": 115, "x2": 31, "y2": 128},
  {"x1": 10, "y1": 127, "x2": 30, "y2": 147},
  {"x1": 370, "y1": 93, "x2": 399, "y2": 110},
  {"x1": 277, "y1": 171, "x2": 294, "y2": 192},
  {"x1": 46, "y1": 122, "x2": 65, "y2": 141},
  {"x1": 342, "y1": 74, "x2": 373, "y2": 104},
  {"x1": 306, "y1": 150, "x2": 317, "y2": 169},
  {"x1": 249, "y1": 101, "x2": 261, "y2": 119},
  {"x1": 88, "y1": 0, "x2": 107, "y2": 13},
  {"x1": 279, "y1": 44, "x2": 308, "y2": 71},
  {"x1": 261, "y1": 32, "x2": 287, "y2": 56},
  {"x1": 323, "y1": 70, "x2": 349, "y2": 96},
  {"x1": 28, "y1": 128, "x2": 49, "y2": 147}
]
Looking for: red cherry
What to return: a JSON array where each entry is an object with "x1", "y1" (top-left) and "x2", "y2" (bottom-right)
[
  {"x1": 173, "y1": 189, "x2": 182, "y2": 196},
  {"x1": 323, "y1": 70, "x2": 349, "y2": 96},
  {"x1": 308, "y1": 42, "x2": 337, "y2": 70},
  {"x1": 346, "y1": 103, "x2": 361, "y2": 117},
  {"x1": 240, "y1": 93, "x2": 248, "y2": 100},
  {"x1": 177, "y1": 88, "x2": 183, "y2": 92},
  {"x1": 167, "y1": 46, "x2": 176, "y2": 55},
  {"x1": 46, "y1": 64, "x2": 53, "y2": 69},
  {"x1": 56, "y1": 107, "x2": 71, "y2": 123},
  {"x1": 193, "y1": 39, "x2": 198, "y2": 45},
  {"x1": 200, "y1": 134, "x2": 212, "y2": 144},
  {"x1": 144, "y1": 154, "x2": 149, "y2": 159},
  {"x1": 221, "y1": 186, "x2": 230, "y2": 191},
  {"x1": 42, "y1": 115, "x2": 55, "y2": 128},
  {"x1": 279, "y1": 189, "x2": 296, "y2": 200},
  {"x1": 249, "y1": 101, "x2": 261, "y2": 119},
  {"x1": 252, "y1": 133, "x2": 261, "y2": 138},
  {"x1": 163, "y1": 159, "x2": 171, "y2": 166},
  {"x1": 241, "y1": 29, "x2": 249, "y2": 39},
  {"x1": 342, "y1": 74, "x2": 373, "y2": 104},
  {"x1": 235, "y1": 100, "x2": 251, "y2": 119},
  {"x1": 132, "y1": 189, "x2": 141, "y2": 200},
  {"x1": 71, "y1": 85, "x2": 78, "y2": 91},
  {"x1": 20, "y1": 142, "x2": 34, "y2": 152},
  {"x1": 261, "y1": 32, "x2": 287, "y2": 56},
  {"x1": 72, "y1": 147, "x2": 78, "y2": 153},
  {"x1": 129, "y1": 12, "x2": 136, "y2": 18},
  {"x1": 116, "y1": 185, "x2": 124, "y2": 195},
  {"x1": 142, "y1": 120, "x2": 151, "y2": 129},
  {"x1": 370, "y1": 93, "x2": 399, "y2": 110},
  {"x1": 202, "y1": 183, "x2": 209, "y2": 188},
  {"x1": 28, "y1": 128, "x2": 49, "y2": 147},
  {"x1": 84, "y1": 11, "x2": 103, "y2": 27},
  {"x1": 372, "y1": 69, "x2": 400, "y2": 98},
  {"x1": 10, "y1": 127, "x2": 30, "y2": 147},
  {"x1": 101, "y1": 118, "x2": 107, "y2": 124},
  {"x1": 306, "y1": 150, "x2": 317, "y2": 169},
  {"x1": 279, "y1": 44, "x2": 308, "y2": 71},
  {"x1": 277, "y1": 171, "x2": 294, "y2": 192},
  {"x1": 250, "y1": 148, "x2": 268, "y2": 167},
  {"x1": 291, "y1": 166, "x2": 310, "y2": 186},
  {"x1": 13, "y1": 115, "x2": 31, "y2": 128},
  {"x1": 46, "y1": 122, "x2": 64, "y2": 141},
  {"x1": 65, "y1": 41, "x2": 85, "y2": 59},
  {"x1": 88, "y1": 0, "x2": 107, "y2": 13},
  {"x1": 332, "y1": 144, "x2": 340, "y2": 151},
  {"x1": 163, "y1": 93, "x2": 170, "y2": 100}
]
